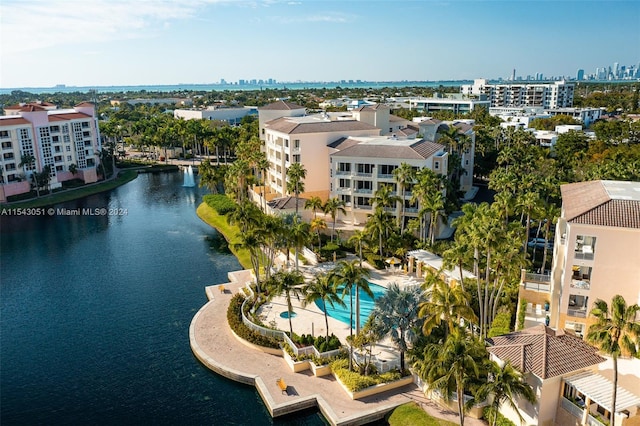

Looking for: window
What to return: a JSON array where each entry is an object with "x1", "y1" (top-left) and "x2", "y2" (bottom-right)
[
  {"x1": 378, "y1": 164, "x2": 397, "y2": 176},
  {"x1": 1, "y1": 141, "x2": 11, "y2": 149},
  {"x1": 356, "y1": 163, "x2": 374, "y2": 174},
  {"x1": 56, "y1": 165, "x2": 64, "y2": 172},
  {"x1": 51, "y1": 126, "x2": 60, "y2": 133},
  {"x1": 434, "y1": 161, "x2": 440, "y2": 170},
  {"x1": 285, "y1": 139, "x2": 289, "y2": 147},
  {"x1": 338, "y1": 162, "x2": 351, "y2": 173},
  {"x1": 67, "y1": 155, "x2": 72, "y2": 161},
  {"x1": 0, "y1": 130, "x2": 10, "y2": 138},
  {"x1": 66, "y1": 146, "x2": 71, "y2": 152},
  {"x1": 285, "y1": 154, "x2": 289, "y2": 163},
  {"x1": 355, "y1": 196, "x2": 370, "y2": 207},
  {"x1": 294, "y1": 139, "x2": 300, "y2": 149},
  {"x1": 355, "y1": 180, "x2": 372, "y2": 191},
  {"x1": 338, "y1": 179, "x2": 350, "y2": 188},
  {"x1": 293, "y1": 154, "x2": 300, "y2": 163},
  {"x1": 575, "y1": 235, "x2": 596, "y2": 260},
  {"x1": 340, "y1": 195, "x2": 351, "y2": 205}
]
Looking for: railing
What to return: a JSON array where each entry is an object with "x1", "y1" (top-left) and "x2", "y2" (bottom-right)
[
  {"x1": 240, "y1": 285, "x2": 286, "y2": 341},
  {"x1": 354, "y1": 204, "x2": 372, "y2": 210},
  {"x1": 354, "y1": 188, "x2": 372, "y2": 194},
  {"x1": 571, "y1": 280, "x2": 591, "y2": 290},
  {"x1": 568, "y1": 308, "x2": 587, "y2": 318},
  {"x1": 524, "y1": 272, "x2": 551, "y2": 283},
  {"x1": 561, "y1": 397, "x2": 584, "y2": 419},
  {"x1": 574, "y1": 252, "x2": 594, "y2": 261},
  {"x1": 587, "y1": 414, "x2": 607, "y2": 426},
  {"x1": 523, "y1": 282, "x2": 551, "y2": 292},
  {"x1": 352, "y1": 350, "x2": 400, "y2": 373},
  {"x1": 377, "y1": 173, "x2": 394, "y2": 179},
  {"x1": 336, "y1": 170, "x2": 351, "y2": 176},
  {"x1": 354, "y1": 172, "x2": 372, "y2": 177}
]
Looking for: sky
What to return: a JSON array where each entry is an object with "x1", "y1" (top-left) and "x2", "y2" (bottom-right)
[{"x1": 1, "y1": 0, "x2": 639, "y2": 88}]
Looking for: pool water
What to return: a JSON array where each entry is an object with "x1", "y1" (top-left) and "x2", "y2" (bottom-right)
[
  {"x1": 315, "y1": 283, "x2": 386, "y2": 329},
  {"x1": 280, "y1": 311, "x2": 297, "y2": 319}
]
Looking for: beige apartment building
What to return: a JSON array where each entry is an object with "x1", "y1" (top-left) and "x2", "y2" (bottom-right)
[{"x1": 549, "y1": 180, "x2": 640, "y2": 336}]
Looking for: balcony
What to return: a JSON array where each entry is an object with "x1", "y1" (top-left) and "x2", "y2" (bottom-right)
[
  {"x1": 354, "y1": 188, "x2": 372, "y2": 194},
  {"x1": 570, "y1": 279, "x2": 591, "y2": 290},
  {"x1": 567, "y1": 307, "x2": 587, "y2": 318},
  {"x1": 336, "y1": 170, "x2": 351, "y2": 176}
]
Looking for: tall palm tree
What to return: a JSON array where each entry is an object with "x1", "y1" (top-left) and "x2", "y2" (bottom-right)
[
  {"x1": 290, "y1": 216, "x2": 310, "y2": 271},
  {"x1": 303, "y1": 273, "x2": 346, "y2": 340},
  {"x1": 328, "y1": 260, "x2": 372, "y2": 370},
  {"x1": 310, "y1": 217, "x2": 327, "y2": 250},
  {"x1": 304, "y1": 196, "x2": 323, "y2": 219},
  {"x1": 227, "y1": 200, "x2": 262, "y2": 233},
  {"x1": 421, "y1": 189, "x2": 445, "y2": 246},
  {"x1": 414, "y1": 328, "x2": 487, "y2": 426},
  {"x1": 269, "y1": 270, "x2": 306, "y2": 337},
  {"x1": 516, "y1": 191, "x2": 541, "y2": 258},
  {"x1": 587, "y1": 295, "x2": 640, "y2": 426},
  {"x1": 323, "y1": 197, "x2": 346, "y2": 242},
  {"x1": 365, "y1": 207, "x2": 392, "y2": 257},
  {"x1": 286, "y1": 162, "x2": 306, "y2": 216},
  {"x1": 234, "y1": 230, "x2": 265, "y2": 296},
  {"x1": 393, "y1": 162, "x2": 416, "y2": 232},
  {"x1": 478, "y1": 361, "x2": 536, "y2": 426},
  {"x1": 371, "y1": 283, "x2": 424, "y2": 371},
  {"x1": 348, "y1": 230, "x2": 368, "y2": 267},
  {"x1": 419, "y1": 269, "x2": 477, "y2": 338},
  {"x1": 19, "y1": 154, "x2": 38, "y2": 197},
  {"x1": 370, "y1": 184, "x2": 400, "y2": 210}
]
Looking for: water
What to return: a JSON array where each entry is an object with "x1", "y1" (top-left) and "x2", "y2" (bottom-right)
[
  {"x1": 0, "y1": 172, "x2": 325, "y2": 426},
  {"x1": 0, "y1": 81, "x2": 473, "y2": 95},
  {"x1": 315, "y1": 284, "x2": 387, "y2": 329},
  {"x1": 183, "y1": 166, "x2": 195, "y2": 187}
]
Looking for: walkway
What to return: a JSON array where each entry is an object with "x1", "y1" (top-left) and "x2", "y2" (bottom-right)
[{"x1": 189, "y1": 269, "x2": 486, "y2": 426}]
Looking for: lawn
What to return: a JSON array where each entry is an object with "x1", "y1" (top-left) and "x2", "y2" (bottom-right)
[
  {"x1": 2, "y1": 170, "x2": 138, "y2": 209},
  {"x1": 196, "y1": 202, "x2": 252, "y2": 270},
  {"x1": 387, "y1": 402, "x2": 458, "y2": 426}
]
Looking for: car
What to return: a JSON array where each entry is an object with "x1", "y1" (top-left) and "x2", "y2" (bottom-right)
[{"x1": 527, "y1": 238, "x2": 553, "y2": 249}]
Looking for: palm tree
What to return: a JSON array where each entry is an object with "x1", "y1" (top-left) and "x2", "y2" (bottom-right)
[
  {"x1": 365, "y1": 207, "x2": 392, "y2": 257},
  {"x1": 227, "y1": 200, "x2": 261, "y2": 233},
  {"x1": 516, "y1": 191, "x2": 541, "y2": 258},
  {"x1": 348, "y1": 230, "x2": 368, "y2": 267},
  {"x1": 290, "y1": 216, "x2": 310, "y2": 271},
  {"x1": 587, "y1": 295, "x2": 640, "y2": 426},
  {"x1": 419, "y1": 269, "x2": 477, "y2": 338},
  {"x1": 310, "y1": 217, "x2": 327, "y2": 250},
  {"x1": 304, "y1": 196, "x2": 323, "y2": 219},
  {"x1": 393, "y1": 162, "x2": 416, "y2": 232},
  {"x1": 323, "y1": 197, "x2": 346, "y2": 242},
  {"x1": 19, "y1": 154, "x2": 39, "y2": 197},
  {"x1": 421, "y1": 189, "x2": 445, "y2": 246},
  {"x1": 269, "y1": 270, "x2": 306, "y2": 337},
  {"x1": 234, "y1": 230, "x2": 265, "y2": 296},
  {"x1": 414, "y1": 328, "x2": 487, "y2": 426},
  {"x1": 371, "y1": 283, "x2": 424, "y2": 371},
  {"x1": 478, "y1": 361, "x2": 536, "y2": 426},
  {"x1": 286, "y1": 162, "x2": 306, "y2": 216},
  {"x1": 370, "y1": 184, "x2": 400, "y2": 210},
  {"x1": 328, "y1": 259, "x2": 372, "y2": 370},
  {"x1": 303, "y1": 273, "x2": 346, "y2": 340}
]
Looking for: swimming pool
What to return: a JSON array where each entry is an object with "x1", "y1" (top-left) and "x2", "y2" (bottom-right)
[{"x1": 315, "y1": 283, "x2": 386, "y2": 329}]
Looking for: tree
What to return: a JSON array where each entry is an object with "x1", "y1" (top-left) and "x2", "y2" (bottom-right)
[
  {"x1": 68, "y1": 163, "x2": 78, "y2": 176},
  {"x1": 227, "y1": 200, "x2": 262, "y2": 233},
  {"x1": 303, "y1": 273, "x2": 346, "y2": 340},
  {"x1": 348, "y1": 230, "x2": 368, "y2": 267},
  {"x1": 268, "y1": 270, "x2": 306, "y2": 337},
  {"x1": 478, "y1": 361, "x2": 536, "y2": 426},
  {"x1": 19, "y1": 154, "x2": 38, "y2": 197},
  {"x1": 393, "y1": 162, "x2": 416, "y2": 233},
  {"x1": 365, "y1": 207, "x2": 393, "y2": 257},
  {"x1": 304, "y1": 196, "x2": 323, "y2": 219},
  {"x1": 371, "y1": 283, "x2": 424, "y2": 371},
  {"x1": 310, "y1": 217, "x2": 327, "y2": 250},
  {"x1": 323, "y1": 197, "x2": 346, "y2": 242},
  {"x1": 419, "y1": 269, "x2": 477, "y2": 338},
  {"x1": 414, "y1": 328, "x2": 488, "y2": 426},
  {"x1": 587, "y1": 295, "x2": 640, "y2": 426},
  {"x1": 286, "y1": 162, "x2": 306, "y2": 216},
  {"x1": 290, "y1": 216, "x2": 310, "y2": 271},
  {"x1": 328, "y1": 260, "x2": 372, "y2": 370}
]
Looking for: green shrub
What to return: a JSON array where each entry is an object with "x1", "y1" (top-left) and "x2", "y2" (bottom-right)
[
  {"x1": 483, "y1": 407, "x2": 516, "y2": 426},
  {"x1": 364, "y1": 252, "x2": 385, "y2": 269},
  {"x1": 227, "y1": 294, "x2": 280, "y2": 349},
  {"x1": 488, "y1": 312, "x2": 512, "y2": 337},
  {"x1": 517, "y1": 299, "x2": 527, "y2": 330},
  {"x1": 203, "y1": 194, "x2": 236, "y2": 215},
  {"x1": 330, "y1": 358, "x2": 407, "y2": 392}
]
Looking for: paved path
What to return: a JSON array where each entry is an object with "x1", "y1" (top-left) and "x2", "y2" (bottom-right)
[{"x1": 189, "y1": 269, "x2": 486, "y2": 426}]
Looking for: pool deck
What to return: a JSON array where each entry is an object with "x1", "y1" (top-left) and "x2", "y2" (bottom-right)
[{"x1": 189, "y1": 265, "x2": 485, "y2": 426}]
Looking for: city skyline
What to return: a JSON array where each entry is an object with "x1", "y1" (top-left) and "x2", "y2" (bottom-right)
[{"x1": 1, "y1": 0, "x2": 639, "y2": 89}]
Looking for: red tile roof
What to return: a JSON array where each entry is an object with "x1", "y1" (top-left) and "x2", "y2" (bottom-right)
[
  {"x1": 259, "y1": 100, "x2": 305, "y2": 111},
  {"x1": 561, "y1": 180, "x2": 640, "y2": 228},
  {"x1": 266, "y1": 117, "x2": 379, "y2": 134},
  {"x1": 49, "y1": 112, "x2": 91, "y2": 121},
  {"x1": 486, "y1": 325, "x2": 604, "y2": 379},
  {"x1": 0, "y1": 117, "x2": 31, "y2": 127}
]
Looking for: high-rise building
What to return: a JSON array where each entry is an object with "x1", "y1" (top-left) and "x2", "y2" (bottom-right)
[{"x1": 576, "y1": 69, "x2": 584, "y2": 81}]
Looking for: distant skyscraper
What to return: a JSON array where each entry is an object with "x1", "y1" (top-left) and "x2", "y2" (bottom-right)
[
  {"x1": 576, "y1": 69, "x2": 585, "y2": 80},
  {"x1": 511, "y1": 68, "x2": 516, "y2": 81},
  {"x1": 613, "y1": 62, "x2": 619, "y2": 78}
]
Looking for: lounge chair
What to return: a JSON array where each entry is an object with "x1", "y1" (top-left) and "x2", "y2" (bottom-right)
[
  {"x1": 219, "y1": 285, "x2": 225, "y2": 293},
  {"x1": 276, "y1": 378, "x2": 287, "y2": 394}
]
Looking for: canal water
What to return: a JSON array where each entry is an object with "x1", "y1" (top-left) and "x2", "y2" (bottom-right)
[{"x1": 0, "y1": 172, "x2": 325, "y2": 425}]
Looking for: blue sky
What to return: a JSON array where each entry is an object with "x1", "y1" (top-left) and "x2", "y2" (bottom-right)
[{"x1": 1, "y1": 0, "x2": 639, "y2": 88}]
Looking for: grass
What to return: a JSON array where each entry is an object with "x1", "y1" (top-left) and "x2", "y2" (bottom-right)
[
  {"x1": 1, "y1": 170, "x2": 138, "y2": 209},
  {"x1": 386, "y1": 402, "x2": 458, "y2": 426},
  {"x1": 196, "y1": 201, "x2": 252, "y2": 270}
]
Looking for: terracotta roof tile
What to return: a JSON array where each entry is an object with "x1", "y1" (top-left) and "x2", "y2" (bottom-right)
[
  {"x1": 0, "y1": 117, "x2": 31, "y2": 127},
  {"x1": 49, "y1": 112, "x2": 92, "y2": 121},
  {"x1": 487, "y1": 325, "x2": 604, "y2": 379},
  {"x1": 266, "y1": 117, "x2": 379, "y2": 135},
  {"x1": 259, "y1": 100, "x2": 305, "y2": 111},
  {"x1": 561, "y1": 180, "x2": 640, "y2": 228}
]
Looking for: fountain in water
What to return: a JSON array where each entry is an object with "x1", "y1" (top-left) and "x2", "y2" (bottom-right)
[{"x1": 183, "y1": 165, "x2": 195, "y2": 187}]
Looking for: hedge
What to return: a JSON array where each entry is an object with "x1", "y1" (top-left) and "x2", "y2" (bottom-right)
[
  {"x1": 203, "y1": 194, "x2": 236, "y2": 215},
  {"x1": 330, "y1": 358, "x2": 404, "y2": 392},
  {"x1": 227, "y1": 294, "x2": 280, "y2": 349}
]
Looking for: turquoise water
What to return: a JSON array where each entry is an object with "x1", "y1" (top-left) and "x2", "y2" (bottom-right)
[
  {"x1": 315, "y1": 283, "x2": 386, "y2": 329},
  {"x1": 280, "y1": 311, "x2": 297, "y2": 319}
]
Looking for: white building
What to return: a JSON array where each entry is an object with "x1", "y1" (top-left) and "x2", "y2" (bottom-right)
[
  {"x1": 408, "y1": 95, "x2": 490, "y2": 115},
  {"x1": 174, "y1": 106, "x2": 257, "y2": 124},
  {"x1": 462, "y1": 78, "x2": 575, "y2": 109},
  {"x1": 328, "y1": 135, "x2": 448, "y2": 225},
  {"x1": 258, "y1": 100, "x2": 306, "y2": 142},
  {"x1": 1, "y1": 102, "x2": 101, "y2": 202},
  {"x1": 545, "y1": 107, "x2": 604, "y2": 126}
]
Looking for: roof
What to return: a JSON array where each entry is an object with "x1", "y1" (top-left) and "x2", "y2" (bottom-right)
[
  {"x1": 74, "y1": 102, "x2": 95, "y2": 107},
  {"x1": 330, "y1": 137, "x2": 444, "y2": 160},
  {"x1": 564, "y1": 370, "x2": 640, "y2": 413},
  {"x1": 49, "y1": 112, "x2": 92, "y2": 121},
  {"x1": 265, "y1": 117, "x2": 379, "y2": 135},
  {"x1": 486, "y1": 324, "x2": 604, "y2": 379},
  {"x1": 0, "y1": 117, "x2": 31, "y2": 127},
  {"x1": 354, "y1": 104, "x2": 389, "y2": 112},
  {"x1": 267, "y1": 196, "x2": 306, "y2": 210},
  {"x1": 561, "y1": 180, "x2": 640, "y2": 228},
  {"x1": 259, "y1": 100, "x2": 305, "y2": 111}
]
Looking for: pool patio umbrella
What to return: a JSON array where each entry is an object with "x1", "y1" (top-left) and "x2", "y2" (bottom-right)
[{"x1": 385, "y1": 257, "x2": 401, "y2": 265}]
